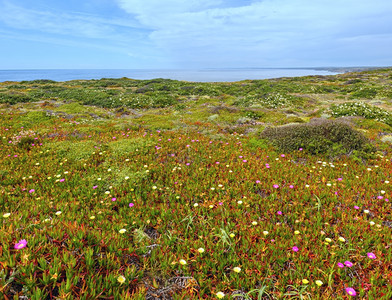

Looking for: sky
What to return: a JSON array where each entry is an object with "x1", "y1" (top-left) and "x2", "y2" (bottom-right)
[{"x1": 0, "y1": 0, "x2": 391, "y2": 69}]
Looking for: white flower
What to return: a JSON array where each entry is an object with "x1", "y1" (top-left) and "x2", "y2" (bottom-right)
[
  {"x1": 117, "y1": 275, "x2": 126, "y2": 284},
  {"x1": 252, "y1": 221, "x2": 258, "y2": 225},
  {"x1": 119, "y1": 229, "x2": 127, "y2": 234},
  {"x1": 197, "y1": 248, "x2": 205, "y2": 253},
  {"x1": 263, "y1": 231, "x2": 269, "y2": 236},
  {"x1": 179, "y1": 259, "x2": 187, "y2": 265},
  {"x1": 216, "y1": 292, "x2": 225, "y2": 299},
  {"x1": 2, "y1": 213, "x2": 11, "y2": 218},
  {"x1": 55, "y1": 211, "x2": 62, "y2": 216},
  {"x1": 369, "y1": 221, "x2": 375, "y2": 226},
  {"x1": 237, "y1": 200, "x2": 243, "y2": 205},
  {"x1": 338, "y1": 236, "x2": 346, "y2": 242},
  {"x1": 233, "y1": 267, "x2": 241, "y2": 273},
  {"x1": 229, "y1": 233, "x2": 235, "y2": 238},
  {"x1": 193, "y1": 203, "x2": 199, "y2": 207},
  {"x1": 364, "y1": 210, "x2": 370, "y2": 214}
]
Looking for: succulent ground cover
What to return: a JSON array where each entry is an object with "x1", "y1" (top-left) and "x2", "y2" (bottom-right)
[{"x1": 1, "y1": 69, "x2": 392, "y2": 299}]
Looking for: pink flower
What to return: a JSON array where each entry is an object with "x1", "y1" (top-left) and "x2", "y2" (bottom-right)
[
  {"x1": 273, "y1": 184, "x2": 279, "y2": 189},
  {"x1": 289, "y1": 185, "x2": 294, "y2": 189},
  {"x1": 93, "y1": 185, "x2": 98, "y2": 189},
  {"x1": 218, "y1": 202, "x2": 223, "y2": 206},
  {"x1": 367, "y1": 252, "x2": 376, "y2": 259},
  {"x1": 59, "y1": 178, "x2": 65, "y2": 182},
  {"x1": 277, "y1": 211, "x2": 282, "y2": 215},
  {"x1": 14, "y1": 239, "x2": 27, "y2": 249},
  {"x1": 377, "y1": 196, "x2": 383, "y2": 199},
  {"x1": 256, "y1": 180, "x2": 261, "y2": 184},
  {"x1": 242, "y1": 160, "x2": 247, "y2": 163},
  {"x1": 344, "y1": 261, "x2": 353, "y2": 267},
  {"x1": 111, "y1": 198, "x2": 117, "y2": 201},
  {"x1": 338, "y1": 178, "x2": 343, "y2": 181},
  {"x1": 292, "y1": 246, "x2": 299, "y2": 252},
  {"x1": 129, "y1": 203, "x2": 134, "y2": 207},
  {"x1": 354, "y1": 206, "x2": 359, "y2": 210},
  {"x1": 337, "y1": 262, "x2": 345, "y2": 268},
  {"x1": 281, "y1": 154, "x2": 285, "y2": 157},
  {"x1": 345, "y1": 287, "x2": 357, "y2": 297},
  {"x1": 29, "y1": 189, "x2": 35, "y2": 193}
]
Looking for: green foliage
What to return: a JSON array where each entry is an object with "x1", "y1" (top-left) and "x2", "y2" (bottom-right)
[
  {"x1": 330, "y1": 102, "x2": 392, "y2": 127},
  {"x1": 260, "y1": 119, "x2": 375, "y2": 158},
  {"x1": 0, "y1": 92, "x2": 33, "y2": 104},
  {"x1": 350, "y1": 87, "x2": 378, "y2": 99}
]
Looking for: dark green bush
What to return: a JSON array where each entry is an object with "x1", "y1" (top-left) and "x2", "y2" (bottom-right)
[{"x1": 260, "y1": 119, "x2": 375, "y2": 158}]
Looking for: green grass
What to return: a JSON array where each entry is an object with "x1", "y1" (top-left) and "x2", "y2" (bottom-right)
[{"x1": 1, "y1": 68, "x2": 392, "y2": 299}]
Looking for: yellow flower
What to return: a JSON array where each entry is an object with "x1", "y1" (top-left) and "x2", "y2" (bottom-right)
[
  {"x1": 229, "y1": 233, "x2": 235, "y2": 238},
  {"x1": 325, "y1": 238, "x2": 332, "y2": 243},
  {"x1": 90, "y1": 216, "x2": 95, "y2": 220},
  {"x1": 197, "y1": 248, "x2": 205, "y2": 253},
  {"x1": 55, "y1": 211, "x2": 62, "y2": 216},
  {"x1": 294, "y1": 230, "x2": 300, "y2": 235},
  {"x1": 233, "y1": 267, "x2": 241, "y2": 273},
  {"x1": 117, "y1": 275, "x2": 126, "y2": 284},
  {"x1": 302, "y1": 279, "x2": 309, "y2": 284},
  {"x1": 119, "y1": 229, "x2": 127, "y2": 234},
  {"x1": 216, "y1": 291, "x2": 225, "y2": 299},
  {"x1": 338, "y1": 236, "x2": 346, "y2": 242},
  {"x1": 252, "y1": 221, "x2": 258, "y2": 226},
  {"x1": 315, "y1": 280, "x2": 323, "y2": 286},
  {"x1": 263, "y1": 231, "x2": 269, "y2": 236},
  {"x1": 179, "y1": 259, "x2": 187, "y2": 265},
  {"x1": 2, "y1": 213, "x2": 11, "y2": 218}
]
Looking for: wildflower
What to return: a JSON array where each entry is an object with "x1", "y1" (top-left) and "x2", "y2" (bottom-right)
[
  {"x1": 197, "y1": 248, "x2": 205, "y2": 253},
  {"x1": 338, "y1": 237, "x2": 346, "y2": 242},
  {"x1": 90, "y1": 216, "x2": 95, "y2": 220},
  {"x1": 337, "y1": 262, "x2": 345, "y2": 268},
  {"x1": 229, "y1": 233, "x2": 235, "y2": 238},
  {"x1": 29, "y1": 189, "x2": 35, "y2": 193},
  {"x1": 369, "y1": 221, "x2": 375, "y2": 226},
  {"x1": 354, "y1": 205, "x2": 359, "y2": 210},
  {"x1": 233, "y1": 267, "x2": 241, "y2": 273},
  {"x1": 292, "y1": 246, "x2": 299, "y2": 252},
  {"x1": 345, "y1": 287, "x2": 357, "y2": 296},
  {"x1": 119, "y1": 229, "x2": 127, "y2": 234},
  {"x1": 237, "y1": 200, "x2": 243, "y2": 205},
  {"x1": 14, "y1": 239, "x2": 27, "y2": 249},
  {"x1": 55, "y1": 211, "x2": 62, "y2": 216},
  {"x1": 273, "y1": 184, "x2": 279, "y2": 189},
  {"x1": 193, "y1": 203, "x2": 199, "y2": 207},
  {"x1": 105, "y1": 191, "x2": 110, "y2": 194},
  {"x1": 59, "y1": 179, "x2": 65, "y2": 182},
  {"x1": 315, "y1": 280, "x2": 323, "y2": 286},
  {"x1": 93, "y1": 185, "x2": 98, "y2": 189},
  {"x1": 344, "y1": 261, "x2": 353, "y2": 267},
  {"x1": 302, "y1": 279, "x2": 309, "y2": 284},
  {"x1": 117, "y1": 275, "x2": 126, "y2": 284},
  {"x1": 325, "y1": 238, "x2": 332, "y2": 243},
  {"x1": 263, "y1": 231, "x2": 269, "y2": 236},
  {"x1": 363, "y1": 209, "x2": 369, "y2": 214},
  {"x1": 112, "y1": 198, "x2": 117, "y2": 202},
  {"x1": 216, "y1": 292, "x2": 225, "y2": 299},
  {"x1": 129, "y1": 203, "x2": 134, "y2": 207},
  {"x1": 252, "y1": 221, "x2": 258, "y2": 226},
  {"x1": 294, "y1": 230, "x2": 300, "y2": 235},
  {"x1": 2, "y1": 213, "x2": 11, "y2": 218},
  {"x1": 179, "y1": 259, "x2": 187, "y2": 265},
  {"x1": 367, "y1": 252, "x2": 376, "y2": 259},
  {"x1": 277, "y1": 211, "x2": 282, "y2": 215}
]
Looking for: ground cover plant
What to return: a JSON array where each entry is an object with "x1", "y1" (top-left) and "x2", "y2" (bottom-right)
[{"x1": 1, "y1": 68, "x2": 392, "y2": 299}]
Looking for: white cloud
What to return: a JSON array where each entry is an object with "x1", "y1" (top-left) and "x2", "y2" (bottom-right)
[{"x1": 115, "y1": 0, "x2": 392, "y2": 67}]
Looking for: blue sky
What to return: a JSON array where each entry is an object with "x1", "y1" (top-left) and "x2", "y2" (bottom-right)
[{"x1": 0, "y1": 0, "x2": 391, "y2": 69}]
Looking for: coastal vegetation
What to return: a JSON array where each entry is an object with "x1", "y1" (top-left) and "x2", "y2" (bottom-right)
[{"x1": 1, "y1": 68, "x2": 392, "y2": 299}]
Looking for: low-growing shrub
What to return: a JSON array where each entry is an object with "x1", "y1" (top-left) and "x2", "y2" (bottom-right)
[
  {"x1": 330, "y1": 102, "x2": 392, "y2": 127},
  {"x1": 260, "y1": 118, "x2": 375, "y2": 158}
]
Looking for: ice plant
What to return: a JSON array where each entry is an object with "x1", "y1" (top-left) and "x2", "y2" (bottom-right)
[
  {"x1": 344, "y1": 261, "x2": 353, "y2": 267},
  {"x1": 2, "y1": 213, "x2": 10, "y2": 218},
  {"x1": 179, "y1": 259, "x2": 187, "y2": 265},
  {"x1": 302, "y1": 279, "x2": 309, "y2": 284},
  {"x1": 315, "y1": 280, "x2": 323, "y2": 286},
  {"x1": 337, "y1": 262, "x2": 345, "y2": 268},
  {"x1": 345, "y1": 287, "x2": 357, "y2": 296},
  {"x1": 119, "y1": 229, "x2": 126, "y2": 234},
  {"x1": 367, "y1": 252, "x2": 376, "y2": 259},
  {"x1": 292, "y1": 246, "x2": 299, "y2": 252},
  {"x1": 117, "y1": 275, "x2": 126, "y2": 284},
  {"x1": 14, "y1": 239, "x2": 27, "y2": 249},
  {"x1": 197, "y1": 248, "x2": 205, "y2": 253},
  {"x1": 216, "y1": 292, "x2": 225, "y2": 299},
  {"x1": 129, "y1": 203, "x2": 134, "y2": 207}
]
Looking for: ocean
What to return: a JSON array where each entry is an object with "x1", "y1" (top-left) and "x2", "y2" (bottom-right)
[{"x1": 0, "y1": 68, "x2": 340, "y2": 83}]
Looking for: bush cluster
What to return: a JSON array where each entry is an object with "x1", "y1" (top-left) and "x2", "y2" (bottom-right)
[
  {"x1": 260, "y1": 119, "x2": 375, "y2": 158},
  {"x1": 330, "y1": 102, "x2": 392, "y2": 127}
]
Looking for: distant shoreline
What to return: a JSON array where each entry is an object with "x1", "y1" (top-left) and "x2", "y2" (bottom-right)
[{"x1": 0, "y1": 67, "x2": 390, "y2": 83}]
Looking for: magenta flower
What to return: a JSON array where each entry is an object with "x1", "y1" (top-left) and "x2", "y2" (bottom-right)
[
  {"x1": 111, "y1": 197, "x2": 117, "y2": 201},
  {"x1": 344, "y1": 261, "x2": 353, "y2": 267},
  {"x1": 337, "y1": 262, "x2": 345, "y2": 268},
  {"x1": 281, "y1": 154, "x2": 285, "y2": 157},
  {"x1": 29, "y1": 189, "x2": 35, "y2": 193},
  {"x1": 218, "y1": 202, "x2": 223, "y2": 206},
  {"x1": 14, "y1": 239, "x2": 27, "y2": 249},
  {"x1": 273, "y1": 184, "x2": 279, "y2": 189},
  {"x1": 59, "y1": 178, "x2": 65, "y2": 182},
  {"x1": 277, "y1": 211, "x2": 283, "y2": 215},
  {"x1": 337, "y1": 178, "x2": 343, "y2": 181},
  {"x1": 354, "y1": 205, "x2": 359, "y2": 210},
  {"x1": 292, "y1": 246, "x2": 299, "y2": 252},
  {"x1": 367, "y1": 252, "x2": 376, "y2": 259},
  {"x1": 129, "y1": 203, "x2": 134, "y2": 207},
  {"x1": 345, "y1": 287, "x2": 357, "y2": 296},
  {"x1": 299, "y1": 148, "x2": 303, "y2": 151},
  {"x1": 256, "y1": 180, "x2": 261, "y2": 184},
  {"x1": 93, "y1": 185, "x2": 98, "y2": 189}
]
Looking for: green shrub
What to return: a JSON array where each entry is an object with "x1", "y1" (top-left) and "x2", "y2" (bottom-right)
[
  {"x1": 330, "y1": 102, "x2": 392, "y2": 127},
  {"x1": 260, "y1": 119, "x2": 375, "y2": 158},
  {"x1": 350, "y1": 87, "x2": 378, "y2": 99}
]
